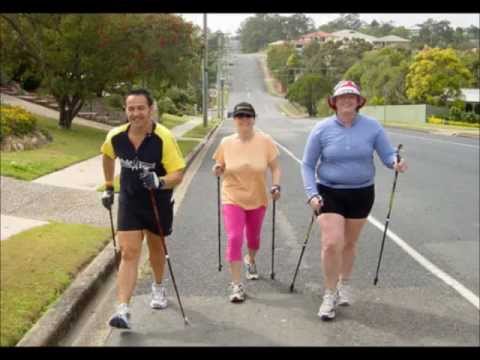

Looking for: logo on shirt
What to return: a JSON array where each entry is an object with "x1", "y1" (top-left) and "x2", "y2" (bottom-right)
[{"x1": 119, "y1": 158, "x2": 156, "y2": 172}]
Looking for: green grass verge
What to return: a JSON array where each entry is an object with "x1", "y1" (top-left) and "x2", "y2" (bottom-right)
[
  {"x1": 159, "y1": 113, "x2": 189, "y2": 129},
  {"x1": 0, "y1": 116, "x2": 108, "y2": 181},
  {"x1": 97, "y1": 138, "x2": 202, "y2": 193},
  {"x1": 383, "y1": 120, "x2": 480, "y2": 134},
  {"x1": 279, "y1": 101, "x2": 308, "y2": 118},
  {"x1": 0, "y1": 222, "x2": 110, "y2": 346},
  {"x1": 181, "y1": 119, "x2": 220, "y2": 138}
]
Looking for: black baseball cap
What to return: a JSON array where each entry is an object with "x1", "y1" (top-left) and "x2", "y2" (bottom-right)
[{"x1": 232, "y1": 102, "x2": 256, "y2": 117}]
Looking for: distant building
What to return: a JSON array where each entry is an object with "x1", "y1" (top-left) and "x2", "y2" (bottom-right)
[
  {"x1": 268, "y1": 40, "x2": 289, "y2": 47},
  {"x1": 458, "y1": 88, "x2": 480, "y2": 114},
  {"x1": 289, "y1": 29, "x2": 410, "y2": 53},
  {"x1": 329, "y1": 29, "x2": 379, "y2": 44},
  {"x1": 374, "y1": 35, "x2": 410, "y2": 47},
  {"x1": 294, "y1": 31, "x2": 332, "y2": 51}
]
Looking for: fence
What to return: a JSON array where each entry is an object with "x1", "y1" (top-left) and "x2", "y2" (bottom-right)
[{"x1": 360, "y1": 104, "x2": 449, "y2": 124}]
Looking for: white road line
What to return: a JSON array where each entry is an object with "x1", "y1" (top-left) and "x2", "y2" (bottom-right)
[
  {"x1": 367, "y1": 216, "x2": 479, "y2": 309},
  {"x1": 387, "y1": 131, "x2": 479, "y2": 149},
  {"x1": 268, "y1": 132, "x2": 480, "y2": 310}
]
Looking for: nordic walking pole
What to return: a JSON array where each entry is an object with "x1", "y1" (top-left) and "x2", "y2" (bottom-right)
[
  {"x1": 217, "y1": 176, "x2": 222, "y2": 271},
  {"x1": 289, "y1": 210, "x2": 320, "y2": 292},
  {"x1": 148, "y1": 189, "x2": 189, "y2": 325},
  {"x1": 270, "y1": 198, "x2": 276, "y2": 280},
  {"x1": 107, "y1": 207, "x2": 120, "y2": 271},
  {"x1": 373, "y1": 144, "x2": 403, "y2": 286}
]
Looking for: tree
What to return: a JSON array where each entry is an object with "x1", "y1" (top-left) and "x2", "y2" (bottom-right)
[
  {"x1": 266, "y1": 43, "x2": 296, "y2": 89},
  {"x1": 318, "y1": 14, "x2": 364, "y2": 32},
  {"x1": 405, "y1": 48, "x2": 472, "y2": 106},
  {"x1": 344, "y1": 47, "x2": 412, "y2": 105},
  {"x1": 412, "y1": 19, "x2": 456, "y2": 49},
  {"x1": 238, "y1": 14, "x2": 315, "y2": 53},
  {"x1": 457, "y1": 49, "x2": 480, "y2": 87},
  {"x1": 303, "y1": 39, "x2": 372, "y2": 85},
  {"x1": 286, "y1": 74, "x2": 330, "y2": 116},
  {"x1": 282, "y1": 13, "x2": 315, "y2": 40},
  {"x1": 1, "y1": 14, "x2": 134, "y2": 128},
  {"x1": 361, "y1": 20, "x2": 395, "y2": 37},
  {"x1": 1, "y1": 14, "x2": 200, "y2": 129}
]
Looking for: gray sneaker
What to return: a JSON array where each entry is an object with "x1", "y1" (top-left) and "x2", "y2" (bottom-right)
[
  {"x1": 337, "y1": 279, "x2": 353, "y2": 306},
  {"x1": 229, "y1": 282, "x2": 246, "y2": 303},
  {"x1": 317, "y1": 289, "x2": 337, "y2": 321},
  {"x1": 108, "y1": 303, "x2": 131, "y2": 329},
  {"x1": 244, "y1": 255, "x2": 259, "y2": 280},
  {"x1": 150, "y1": 282, "x2": 168, "y2": 309}
]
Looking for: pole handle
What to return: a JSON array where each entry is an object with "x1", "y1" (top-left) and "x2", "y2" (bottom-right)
[{"x1": 396, "y1": 144, "x2": 403, "y2": 164}]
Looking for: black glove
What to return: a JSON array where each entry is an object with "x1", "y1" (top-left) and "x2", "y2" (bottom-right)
[
  {"x1": 140, "y1": 169, "x2": 165, "y2": 190},
  {"x1": 101, "y1": 186, "x2": 114, "y2": 210}
]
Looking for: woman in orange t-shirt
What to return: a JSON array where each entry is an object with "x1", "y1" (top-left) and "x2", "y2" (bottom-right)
[{"x1": 212, "y1": 102, "x2": 281, "y2": 303}]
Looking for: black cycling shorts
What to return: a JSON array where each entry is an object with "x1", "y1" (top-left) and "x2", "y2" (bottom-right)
[
  {"x1": 317, "y1": 184, "x2": 375, "y2": 219},
  {"x1": 117, "y1": 192, "x2": 174, "y2": 236}
]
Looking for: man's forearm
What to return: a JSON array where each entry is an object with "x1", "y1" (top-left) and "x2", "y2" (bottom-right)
[
  {"x1": 162, "y1": 170, "x2": 184, "y2": 189},
  {"x1": 102, "y1": 155, "x2": 115, "y2": 185}
]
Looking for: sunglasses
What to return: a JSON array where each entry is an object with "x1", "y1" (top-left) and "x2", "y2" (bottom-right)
[{"x1": 235, "y1": 113, "x2": 254, "y2": 119}]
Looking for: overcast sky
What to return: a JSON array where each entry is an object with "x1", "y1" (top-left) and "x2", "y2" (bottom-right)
[{"x1": 178, "y1": 13, "x2": 479, "y2": 35}]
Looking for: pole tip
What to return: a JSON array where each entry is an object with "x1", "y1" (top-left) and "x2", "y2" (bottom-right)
[
  {"x1": 218, "y1": 265, "x2": 222, "y2": 272},
  {"x1": 373, "y1": 278, "x2": 378, "y2": 286},
  {"x1": 184, "y1": 318, "x2": 190, "y2": 326},
  {"x1": 289, "y1": 284, "x2": 294, "y2": 293},
  {"x1": 270, "y1": 273, "x2": 275, "y2": 280}
]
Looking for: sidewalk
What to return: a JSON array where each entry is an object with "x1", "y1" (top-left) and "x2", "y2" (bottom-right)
[{"x1": 1, "y1": 93, "x2": 112, "y2": 131}]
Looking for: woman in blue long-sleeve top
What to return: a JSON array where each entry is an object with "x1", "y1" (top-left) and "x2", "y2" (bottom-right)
[{"x1": 301, "y1": 80, "x2": 407, "y2": 321}]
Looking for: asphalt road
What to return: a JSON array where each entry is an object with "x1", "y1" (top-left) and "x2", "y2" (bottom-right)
[{"x1": 82, "y1": 44, "x2": 479, "y2": 346}]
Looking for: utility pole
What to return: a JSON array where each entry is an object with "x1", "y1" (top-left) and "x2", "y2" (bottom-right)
[
  {"x1": 220, "y1": 78, "x2": 224, "y2": 122},
  {"x1": 202, "y1": 13, "x2": 208, "y2": 127},
  {"x1": 217, "y1": 33, "x2": 222, "y2": 119}
]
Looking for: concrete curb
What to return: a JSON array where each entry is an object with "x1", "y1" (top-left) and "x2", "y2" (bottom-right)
[{"x1": 16, "y1": 120, "x2": 223, "y2": 347}]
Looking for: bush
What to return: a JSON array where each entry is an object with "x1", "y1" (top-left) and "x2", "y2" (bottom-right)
[
  {"x1": 447, "y1": 106, "x2": 480, "y2": 123},
  {"x1": 106, "y1": 94, "x2": 124, "y2": 110},
  {"x1": 20, "y1": 74, "x2": 42, "y2": 92},
  {"x1": 427, "y1": 115, "x2": 479, "y2": 128},
  {"x1": 157, "y1": 96, "x2": 178, "y2": 116},
  {"x1": 316, "y1": 96, "x2": 334, "y2": 118},
  {"x1": 0, "y1": 105, "x2": 37, "y2": 142}
]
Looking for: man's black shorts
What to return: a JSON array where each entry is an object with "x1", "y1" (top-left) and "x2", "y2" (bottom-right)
[
  {"x1": 317, "y1": 184, "x2": 375, "y2": 219},
  {"x1": 117, "y1": 191, "x2": 174, "y2": 236}
]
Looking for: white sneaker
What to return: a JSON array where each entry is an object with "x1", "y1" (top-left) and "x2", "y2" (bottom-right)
[
  {"x1": 229, "y1": 282, "x2": 246, "y2": 303},
  {"x1": 337, "y1": 279, "x2": 353, "y2": 306},
  {"x1": 317, "y1": 289, "x2": 337, "y2": 321},
  {"x1": 150, "y1": 283, "x2": 168, "y2": 309},
  {"x1": 244, "y1": 255, "x2": 259, "y2": 280},
  {"x1": 108, "y1": 303, "x2": 131, "y2": 329}
]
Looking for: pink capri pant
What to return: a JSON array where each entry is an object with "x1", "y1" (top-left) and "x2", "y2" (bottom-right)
[{"x1": 222, "y1": 204, "x2": 267, "y2": 262}]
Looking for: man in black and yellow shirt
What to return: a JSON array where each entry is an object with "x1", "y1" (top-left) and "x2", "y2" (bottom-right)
[{"x1": 100, "y1": 88, "x2": 185, "y2": 329}]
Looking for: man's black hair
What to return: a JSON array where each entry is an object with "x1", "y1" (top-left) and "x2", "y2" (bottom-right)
[{"x1": 126, "y1": 88, "x2": 154, "y2": 107}]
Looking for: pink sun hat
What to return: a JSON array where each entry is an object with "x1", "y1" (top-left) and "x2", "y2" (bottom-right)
[{"x1": 327, "y1": 80, "x2": 367, "y2": 110}]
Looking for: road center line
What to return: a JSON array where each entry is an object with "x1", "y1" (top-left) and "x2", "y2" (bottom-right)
[{"x1": 268, "y1": 133, "x2": 479, "y2": 310}]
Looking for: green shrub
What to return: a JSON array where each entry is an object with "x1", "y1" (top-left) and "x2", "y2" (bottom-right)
[
  {"x1": 448, "y1": 106, "x2": 480, "y2": 123},
  {"x1": 0, "y1": 105, "x2": 37, "y2": 142},
  {"x1": 427, "y1": 115, "x2": 479, "y2": 127},
  {"x1": 316, "y1": 96, "x2": 334, "y2": 117},
  {"x1": 20, "y1": 74, "x2": 42, "y2": 92},
  {"x1": 106, "y1": 94, "x2": 124, "y2": 110},
  {"x1": 157, "y1": 96, "x2": 178, "y2": 116}
]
